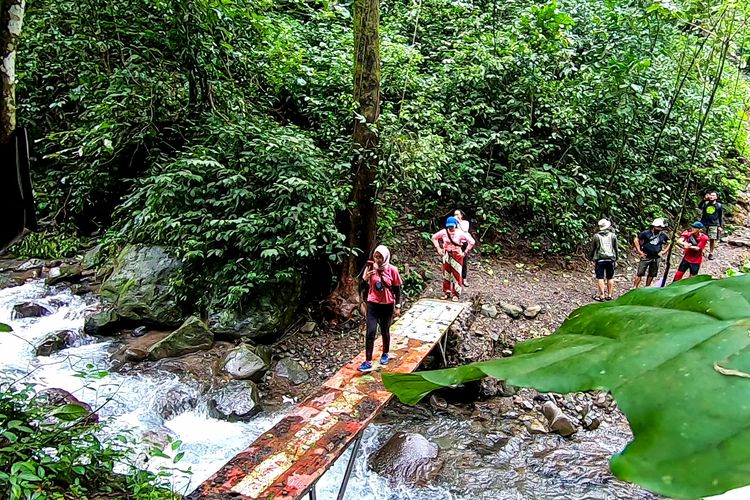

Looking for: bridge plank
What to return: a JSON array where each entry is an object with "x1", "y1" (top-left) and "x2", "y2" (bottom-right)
[{"x1": 190, "y1": 299, "x2": 466, "y2": 499}]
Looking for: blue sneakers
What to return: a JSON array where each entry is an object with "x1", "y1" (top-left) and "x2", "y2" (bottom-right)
[
  {"x1": 380, "y1": 354, "x2": 390, "y2": 365},
  {"x1": 357, "y1": 361, "x2": 373, "y2": 372}
]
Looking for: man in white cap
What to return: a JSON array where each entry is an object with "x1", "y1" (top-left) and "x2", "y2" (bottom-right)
[
  {"x1": 588, "y1": 218, "x2": 618, "y2": 301},
  {"x1": 633, "y1": 218, "x2": 670, "y2": 288}
]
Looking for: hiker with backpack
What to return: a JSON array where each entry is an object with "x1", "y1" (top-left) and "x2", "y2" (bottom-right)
[
  {"x1": 358, "y1": 245, "x2": 403, "y2": 373},
  {"x1": 589, "y1": 219, "x2": 619, "y2": 301},
  {"x1": 633, "y1": 218, "x2": 670, "y2": 288},
  {"x1": 673, "y1": 222, "x2": 710, "y2": 281},
  {"x1": 432, "y1": 216, "x2": 475, "y2": 301}
]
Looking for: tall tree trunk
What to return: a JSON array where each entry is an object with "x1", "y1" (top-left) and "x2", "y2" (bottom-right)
[
  {"x1": 327, "y1": 0, "x2": 381, "y2": 319},
  {"x1": 0, "y1": 0, "x2": 24, "y2": 146}
]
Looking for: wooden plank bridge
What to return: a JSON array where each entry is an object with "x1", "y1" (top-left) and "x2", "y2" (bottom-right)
[{"x1": 188, "y1": 298, "x2": 466, "y2": 499}]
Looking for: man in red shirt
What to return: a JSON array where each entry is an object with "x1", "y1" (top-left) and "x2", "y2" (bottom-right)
[{"x1": 673, "y1": 222, "x2": 710, "y2": 281}]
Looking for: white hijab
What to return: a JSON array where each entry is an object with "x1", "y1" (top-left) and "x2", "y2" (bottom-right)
[{"x1": 373, "y1": 244, "x2": 391, "y2": 269}]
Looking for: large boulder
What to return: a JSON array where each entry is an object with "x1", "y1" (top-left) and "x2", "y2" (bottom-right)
[
  {"x1": 221, "y1": 344, "x2": 271, "y2": 381},
  {"x1": 100, "y1": 245, "x2": 182, "y2": 327},
  {"x1": 146, "y1": 316, "x2": 213, "y2": 361},
  {"x1": 207, "y1": 380, "x2": 262, "y2": 422},
  {"x1": 209, "y1": 273, "x2": 302, "y2": 342},
  {"x1": 369, "y1": 432, "x2": 444, "y2": 486}
]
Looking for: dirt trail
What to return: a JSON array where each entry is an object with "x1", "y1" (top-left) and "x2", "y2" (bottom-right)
[{"x1": 275, "y1": 239, "x2": 750, "y2": 400}]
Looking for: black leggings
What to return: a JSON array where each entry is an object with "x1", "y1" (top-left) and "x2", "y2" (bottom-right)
[{"x1": 366, "y1": 302, "x2": 394, "y2": 361}]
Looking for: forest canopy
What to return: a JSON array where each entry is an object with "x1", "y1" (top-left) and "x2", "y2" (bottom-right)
[{"x1": 16, "y1": 0, "x2": 750, "y2": 308}]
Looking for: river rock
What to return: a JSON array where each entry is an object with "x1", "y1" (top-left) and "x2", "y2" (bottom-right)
[
  {"x1": 525, "y1": 418, "x2": 548, "y2": 434},
  {"x1": 274, "y1": 357, "x2": 309, "y2": 385},
  {"x1": 16, "y1": 259, "x2": 44, "y2": 271},
  {"x1": 100, "y1": 245, "x2": 183, "y2": 327},
  {"x1": 222, "y1": 343, "x2": 271, "y2": 381},
  {"x1": 300, "y1": 321, "x2": 317, "y2": 333},
  {"x1": 429, "y1": 394, "x2": 448, "y2": 411},
  {"x1": 35, "y1": 330, "x2": 89, "y2": 356},
  {"x1": 45, "y1": 263, "x2": 84, "y2": 286},
  {"x1": 726, "y1": 227, "x2": 750, "y2": 247},
  {"x1": 480, "y1": 304, "x2": 498, "y2": 318},
  {"x1": 369, "y1": 432, "x2": 444, "y2": 486},
  {"x1": 209, "y1": 273, "x2": 302, "y2": 343},
  {"x1": 583, "y1": 412, "x2": 602, "y2": 431},
  {"x1": 12, "y1": 302, "x2": 53, "y2": 319},
  {"x1": 523, "y1": 304, "x2": 543, "y2": 319},
  {"x1": 499, "y1": 302, "x2": 523, "y2": 319},
  {"x1": 207, "y1": 380, "x2": 262, "y2": 422},
  {"x1": 35, "y1": 388, "x2": 99, "y2": 424},
  {"x1": 542, "y1": 401, "x2": 578, "y2": 437},
  {"x1": 154, "y1": 386, "x2": 199, "y2": 420},
  {"x1": 147, "y1": 316, "x2": 213, "y2": 361},
  {"x1": 70, "y1": 283, "x2": 93, "y2": 295},
  {"x1": 84, "y1": 308, "x2": 122, "y2": 336}
]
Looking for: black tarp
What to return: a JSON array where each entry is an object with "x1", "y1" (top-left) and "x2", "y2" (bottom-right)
[{"x1": 0, "y1": 128, "x2": 36, "y2": 252}]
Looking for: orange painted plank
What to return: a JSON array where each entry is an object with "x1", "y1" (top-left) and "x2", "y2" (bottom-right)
[{"x1": 189, "y1": 299, "x2": 466, "y2": 500}]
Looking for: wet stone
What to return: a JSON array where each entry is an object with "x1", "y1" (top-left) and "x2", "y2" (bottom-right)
[
  {"x1": 369, "y1": 432, "x2": 444, "y2": 486},
  {"x1": 207, "y1": 380, "x2": 262, "y2": 422},
  {"x1": 35, "y1": 330, "x2": 88, "y2": 356},
  {"x1": 12, "y1": 302, "x2": 53, "y2": 319}
]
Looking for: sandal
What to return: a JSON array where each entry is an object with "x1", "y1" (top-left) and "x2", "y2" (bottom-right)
[
  {"x1": 451, "y1": 296, "x2": 460, "y2": 302},
  {"x1": 442, "y1": 294, "x2": 451, "y2": 300},
  {"x1": 605, "y1": 296, "x2": 613, "y2": 301},
  {"x1": 593, "y1": 296, "x2": 605, "y2": 302}
]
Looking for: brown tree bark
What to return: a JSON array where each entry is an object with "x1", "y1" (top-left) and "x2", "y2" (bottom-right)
[
  {"x1": 0, "y1": 0, "x2": 24, "y2": 146},
  {"x1": 327, "y1": 0, "x2": 381, "y2": 319}
]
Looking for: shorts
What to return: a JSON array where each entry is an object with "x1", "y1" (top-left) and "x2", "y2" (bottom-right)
[
  {"x1": 678, "y1": 259, "x2": 701, "y2": 276},
  {"x1": 705, "y1": 225, "x2": 719, "y2": 240},
  {"x1": 595, "y1": 260, "x2": 615, "y2": 280},
  {"x1": 637, "y1": 257, "x2": 661, "y2": 278}
]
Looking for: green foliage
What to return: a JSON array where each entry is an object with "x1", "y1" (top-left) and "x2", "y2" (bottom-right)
[
  {"x1": 7, "y1": 229, "x2": 88, "y2": 260},
  {"x1": 384, "y1": 274, "x2": 750, "y2": 498},
  {"x1": 726, "y1": 260, "x2": 750, "y2": 276},
  {"x1": 399, "y1": 268, "x2": 426, "y2": 298},
  {"x1": 16, "y1": 0, "x2": 750, "y2": 305},
  {"x1": 0, "y1": 382, "x2": 178, "y2": 499}
]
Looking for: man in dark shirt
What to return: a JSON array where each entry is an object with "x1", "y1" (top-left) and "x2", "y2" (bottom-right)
[
  {"x1": 633, "y1": 218, "x2": 670, "y2": 288},
  {"x1": 699, "y1": 190, "x2": 723, "y2": 260}
]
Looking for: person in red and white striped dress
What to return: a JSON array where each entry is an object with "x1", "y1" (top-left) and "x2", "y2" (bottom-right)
[{"x1": 431, "y1": 216, "x2": 475, "y2": 301}]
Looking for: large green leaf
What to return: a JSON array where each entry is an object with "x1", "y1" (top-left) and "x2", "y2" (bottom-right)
[{"x1": 383, "y1": 275, "x2": 750, "y2": 498}]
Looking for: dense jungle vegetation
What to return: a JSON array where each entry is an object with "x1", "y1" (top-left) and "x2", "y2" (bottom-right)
[{"x1": 15, "y1": 0, "x2": 750, "y2": 308}]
